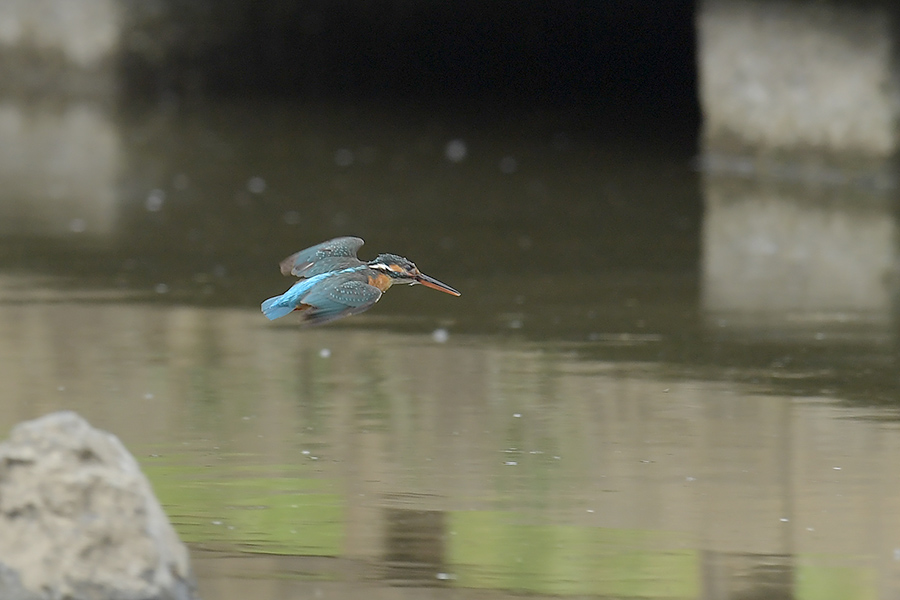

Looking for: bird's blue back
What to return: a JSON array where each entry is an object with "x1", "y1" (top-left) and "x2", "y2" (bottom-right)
[{"x1": 261, "y1": 265, "x2": 368, "y2": 320}]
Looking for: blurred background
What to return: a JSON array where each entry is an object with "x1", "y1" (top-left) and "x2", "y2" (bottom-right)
[{"x1": 1, "y1": 0, "x2": 900, "y2": 598}]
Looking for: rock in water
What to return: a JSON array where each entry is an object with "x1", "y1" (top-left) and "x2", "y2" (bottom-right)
[{"x1": 0, "y1": 411, "x2": 198, "y2": 600}]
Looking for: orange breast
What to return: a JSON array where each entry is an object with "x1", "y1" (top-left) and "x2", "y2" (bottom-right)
[{"x1": 367, "y1": 272, "x2": 393, "y2": 292}]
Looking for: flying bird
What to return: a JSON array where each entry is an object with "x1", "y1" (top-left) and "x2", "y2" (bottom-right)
[{"x1": 261, "y1": 236, "x2": 460, "y2": 326}]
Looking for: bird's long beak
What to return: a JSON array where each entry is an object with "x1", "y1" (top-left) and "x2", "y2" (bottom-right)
[{"x1": 416, "y1": 273, "x2": 461, "y2": 296}]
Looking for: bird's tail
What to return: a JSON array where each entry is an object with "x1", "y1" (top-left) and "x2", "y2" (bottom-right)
[{"x1": 261, "y1": 295, "x2": 295, "y2": 320}]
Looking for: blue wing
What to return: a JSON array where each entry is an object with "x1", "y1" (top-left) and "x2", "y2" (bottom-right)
[
  {"x1": 279, "y1": 237, "x2": 366, "y2": 277},
  {"x1": 293, "y1": 279, "x2": 383, "y2": 326}
]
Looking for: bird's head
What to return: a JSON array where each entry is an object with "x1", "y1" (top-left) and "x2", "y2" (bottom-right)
[{"x1": 368, "y1": 254, "x2": 461, "y2": 296}]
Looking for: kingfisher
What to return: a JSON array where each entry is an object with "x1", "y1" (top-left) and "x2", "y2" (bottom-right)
[{"x1": 261, "y1": 236, "x2": 460, "y2": 326}]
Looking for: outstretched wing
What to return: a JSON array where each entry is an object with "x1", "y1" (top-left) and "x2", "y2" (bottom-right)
[
  {"x1": 295, "y1": 279, "x2": 383, "y2": 327},
  {"x1": 279, "y1": 237, "x2": 366, "y2": 278}
]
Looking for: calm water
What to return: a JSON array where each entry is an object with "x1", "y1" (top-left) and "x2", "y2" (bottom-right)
[{"x1": 1, "y1": 99, "x2": 899, "y2": 599}]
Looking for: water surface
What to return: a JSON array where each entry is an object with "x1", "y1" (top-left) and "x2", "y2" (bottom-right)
[{"x1": 0, "y1": 99, "x2": 898, "y2": 599}]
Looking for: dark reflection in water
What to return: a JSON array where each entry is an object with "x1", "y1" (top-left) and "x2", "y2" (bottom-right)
[
  {"x1": 702, "y1": 552, "x2": 794, "y2": 600},
  {"x1": 383, "y1": 509, "x2": 447, "y2": 585},
  {"x1": 0, "y1": 100, "x2": 699, "y2": 292},
  {"x1": 0, "y1": 99, "x2": 899, "y2": 599}
]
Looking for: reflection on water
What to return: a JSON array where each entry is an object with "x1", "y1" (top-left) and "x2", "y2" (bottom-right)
[
  {"x1": 1, "y1": 99, "x2": 899, "y2": 599},
  {"x1": 702, "y1": 170, "x2": 897, "y2": 332},
  {"x1": 0, "y1": 99, "x2": 700, "y2": 306},
  {"x1": 0, "y1": 102, "x2": 119, "y2": 237},
  {"x1": 0, "y1": 299, "x2": 897, "y2": 599}
]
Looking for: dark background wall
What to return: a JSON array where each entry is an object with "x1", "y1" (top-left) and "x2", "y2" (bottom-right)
[{"x1": 121, "y1": 0, "x2": 699, "y2": 136}]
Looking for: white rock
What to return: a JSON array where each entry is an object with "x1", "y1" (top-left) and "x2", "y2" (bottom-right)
[{"x1": 0, "y1": 411, "x2": 198, "y2": 600}]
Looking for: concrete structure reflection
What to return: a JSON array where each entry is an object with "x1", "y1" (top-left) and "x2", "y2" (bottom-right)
[
  {"x1": 701, "y1": 172, "x2": 896, "y2": 328},
  {"x1": 0, "y1": 300, "x2": 896, "y2": 598},
  {"x1": 0, "y1": 103, "x2": 119, "y2": 238}
]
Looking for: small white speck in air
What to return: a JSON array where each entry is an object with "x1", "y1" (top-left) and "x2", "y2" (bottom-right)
[
  {"x1": 432, "y1": 328, "x2": 449, "y2": 343},
  {"x1": 146, "y1": 189, "x2": 165, "y2": 211},
  {"x1": 513, "y1": 413, "x2": 521, "y2": 418},
  {"x1": 445, "y1": 139, "x2": 467, "y2": 163},
  {"x1": 334, "y1": 148, "x2": 354, "y2": 167},
  {"x1": 319, "y1": 348, "x2": 331, "y2": 358},
  {"x1": 69, "y1": 218, "x2": 87, "y2": 233},
  {"x1": 247, "y1": 176, "x2": 267, "y2": 194},
  {"x1": 154, "y1": 283, "x2": 169, "y2": 294}
]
